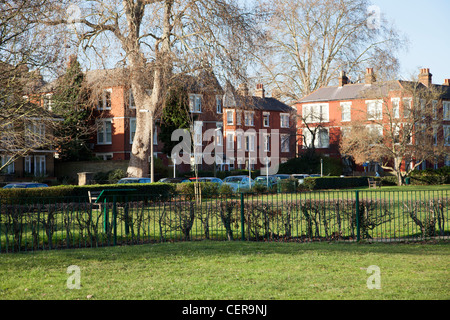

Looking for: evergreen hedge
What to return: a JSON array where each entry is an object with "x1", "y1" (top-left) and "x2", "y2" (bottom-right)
[{"x1": 0, "y1": 183, "x2": 176, "y2": 204}]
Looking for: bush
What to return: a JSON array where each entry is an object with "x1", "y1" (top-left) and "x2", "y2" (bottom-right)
[
  {"x1": 0, "y1": 183, "x2": 176, "y2": 204},
  {"x1": 302, "y1": 177, "x2": 378, "y2": 190},
  {"x1": 175, "y1": 182, "x2": 221, "y2": 198},
  {"x1": 278, "y1": 178, "x2": 298, "y2": 193},
  {"x1": 410, "y1": 168, "x2": 450, "y2": 185}
]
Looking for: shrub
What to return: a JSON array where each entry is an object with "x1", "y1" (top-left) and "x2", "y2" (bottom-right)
[
  {"x1": 302, "y1": 177, "x2": 378, "y2": 190},
  {"x1": 278, "y1": 178, "x2": 298, "y2": 193},
  {"x1": 0, "y1": 183, "x2": 176, "y2": 204}
]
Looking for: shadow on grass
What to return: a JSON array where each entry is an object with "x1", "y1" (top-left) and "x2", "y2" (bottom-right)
[{"x1": 32, "y1": 239, "x2": 449, "y2": 264}]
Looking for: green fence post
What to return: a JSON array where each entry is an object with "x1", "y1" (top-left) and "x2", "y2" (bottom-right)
[
  {"x1": 113, "y1": 195, "x2": 117, "y2": 246},
  {"x1": 240, "y1": 192, "x2": 245, "y2": 241},
  {"x1": 355, "y1": 190, "x2": 360, "y2": 242}
]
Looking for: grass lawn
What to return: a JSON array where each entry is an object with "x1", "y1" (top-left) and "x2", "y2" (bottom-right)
[{"x1": 0, "y1": 241, "x2": 448, "y2": 300}]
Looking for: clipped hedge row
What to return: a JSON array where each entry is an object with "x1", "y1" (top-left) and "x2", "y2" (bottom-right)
[
  {"x1": 302, "y1": 176, "x2": 379, "y2": 190},
  {"x1": 0, "y1": 183, "x2": 176, "y2": 203}
]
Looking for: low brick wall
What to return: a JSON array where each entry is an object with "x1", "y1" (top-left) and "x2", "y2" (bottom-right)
[{"x1": 55, "y1": 160, "x2": 129, "y2": 182}]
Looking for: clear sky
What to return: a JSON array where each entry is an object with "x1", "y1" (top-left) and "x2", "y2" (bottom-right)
[{"x1": 370, "y1": 0, "x2": 450, "y2": 84}]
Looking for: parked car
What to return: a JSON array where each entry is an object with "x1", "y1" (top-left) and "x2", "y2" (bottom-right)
[
  {"x1": 159, "y1": 177, "x2": 189, "y2": 183},
  {"x1": 223, "y1": 175, "x2": 253, "y2": 192},
  {"x1": 2, "y1": 182, "x2": 48, "y2": 189},
  {"x1": 291, "y1": 174, "x2": 309, "y2": 184},
  {"x1": 117, "y1": 177, "x2": 152, "y2": 184},
  {"x1": 274, "y1": 174, "x2": 291, "y2": 180},
  {"x1": 254, "y1": 175, "x2": 278, "y2": 188},
  {"x1": 309, "y1": 174, "x2": 321, "y2": 178},
  {"x1": 188, "y1": 177, "x2": 223, "y2": 185}
]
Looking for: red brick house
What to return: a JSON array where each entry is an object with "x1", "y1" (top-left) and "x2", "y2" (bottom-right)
[
  {"x1": 84, "y1": 69, "x2": 225, "y2": 174},
  {"x1": 81, "y1": 68, "x2": 296, "y2": 175},
  {"x1": 295, "y1": 67, "x2": 450, "y2": 174},
  {"x1": 222, "y1": 83, "x2": 297, "y2": 172},
  {"x1": 1, "y1": 66, "x2": 62, "y2": 181}
]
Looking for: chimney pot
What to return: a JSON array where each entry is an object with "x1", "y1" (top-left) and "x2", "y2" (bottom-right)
[{"x1": 444, "y1": 79, "x2": 450, "y2": 86}]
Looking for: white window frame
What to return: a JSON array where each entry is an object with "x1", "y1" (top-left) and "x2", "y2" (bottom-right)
[
  {"x1": 43, "y1": 93, "x2": 53, "y2": 111},
  {"x1": 403, "y1": 98, "x2": 412, "y2": 118},
  {"x1": 1, "y1": 156, "x2": 14, "y2": 174},
  {"x1": 432, "y1": 100, "x2": 438, "y2": 120},
  {"x1": 189, "y1": 94, "x2": 202, "y2": 113},
  {"x1": 392, "y1": 98, "x2": 400, "y2": 119},
  {"x1": 193, "y1": 121, "x2": 203, "y2": 146},
  {"x1": 443, "y1": 101, "x2": 450, "y2": 120},
  {"x1": 226, "y1": 110, "x2": 234, "y2": 125},
  {"x1": 366, "y1": 99, "x2": 383, "y2": 120},
  {"x1": 263, "y1": 112, "x2": 270, "y2": 127},
  {"x1": 263, "y1": 133, "x2": 270, "y2": 152},
  {"x1": 236, "y1": 110, "x2": 242, "y2": 126},
  {"x1": 97, "y1": 119, "x2": 112, "y2": 145},
  {"x1": 98, "y1": 88, "x2": 112, "y2": 111},
  {"x1": 444, "y1": 125, "x2": 450, "y2": 146},
  {"x1": 302, "y1": 103, "x2": 329, "y2": 123},
  {"x1": 281, "y1": 134, "x2": 290, "y2": 153},
  {"x1": 25, "y1": 122, "x2": 46, "y2": 146},
  {"x1": 34, "y1": 155, "x2": 46, "y2": 176},
  {"x1": 129, "y1": 89, "x2": 136, "y2": 109},
  {"x1": 216, "y1": 95, "x2": 223, "y2": 114},
  {"x1": 245, "y1": 133, "x2": 255, "y2": 151},
  {"x1": 244, "y1": 111, "x2": 254, "y2": 127},
  {"x1": 130, "y1": 117, "x2": 136, "y2": 144},
  {"x1": 236, "y1": 132, "x2": 243, "y2": 150},
  {"x1": 226, "y1": 132, "x2": 234, "y2": 150},
  {"x1": 280, "y1": 113, "x2": 290, "y2": 128},
  {"x1": 24, "y1": 156, "x2": 32, "y2": 174},
  {"x1": 341, "y1": 102, "x2": 351, "y2": 122}
]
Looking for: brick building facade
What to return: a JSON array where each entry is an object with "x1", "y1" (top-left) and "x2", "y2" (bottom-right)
[{"x1": 295, "y1": 67, "x2": 450, "y2": 174}]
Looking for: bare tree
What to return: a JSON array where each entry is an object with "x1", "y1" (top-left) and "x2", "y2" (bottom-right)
[
  {"x1": 38, "y1": 0, "x2": 261, "y2": 180},
  {"x1": 339, "y1": 78, "x2": 446, "y2": 185},
  {"x1": 0, "y1": 0, "x2": 64, "y2": 172},
  {"x1": 253, "y1": 0, "x2": 406, "y2": 104}
]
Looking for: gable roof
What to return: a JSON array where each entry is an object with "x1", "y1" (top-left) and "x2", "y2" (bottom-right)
[
  {"x1": 223, "y1": 82, "x2": 293, "y2": 113},
  {"x1": 298, "y1": 80, "x2": 450, "y2": 104}
]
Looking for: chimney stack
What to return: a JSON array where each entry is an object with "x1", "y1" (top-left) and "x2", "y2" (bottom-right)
[
  {"x1": 237, "y1": 83, "x2": 249, "y2": 96},
  {"x1": 339, "y1": 71, "x2": 349, "y2": 87},
  {"x1": 255, "y1": 83, "x2": 265, "y2": 98},
  {"x1": 419, "y1": 68, "x2": 432, "y2": 87},
  {"x1": 444, "y1": 79, "x2": 450, "y2": 86},
  {"x1": 365, "y1": 68, "x2": 376, "y2": 85}
]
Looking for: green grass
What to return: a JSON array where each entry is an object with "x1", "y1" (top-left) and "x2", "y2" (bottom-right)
[{"x1": 0, "y1": 241, "x2": 448, "y2": 300}]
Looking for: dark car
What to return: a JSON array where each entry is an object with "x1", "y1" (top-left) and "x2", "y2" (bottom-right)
[{"x1": 3, "y1": 182, "x2": 48, "y2": 189}]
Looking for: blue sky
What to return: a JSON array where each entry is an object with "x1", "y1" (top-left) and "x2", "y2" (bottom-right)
[{"x1": 370, "y1": 0, "x2": 450, "y2": 84}]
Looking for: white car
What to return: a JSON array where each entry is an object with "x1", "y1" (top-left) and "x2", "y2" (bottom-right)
[
  {"x1": 291, "y1": 174, "x2": 310, "y2": 184},
  {"x1": 223, "y1": 175, "x2": 254, "y2": 192}
]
